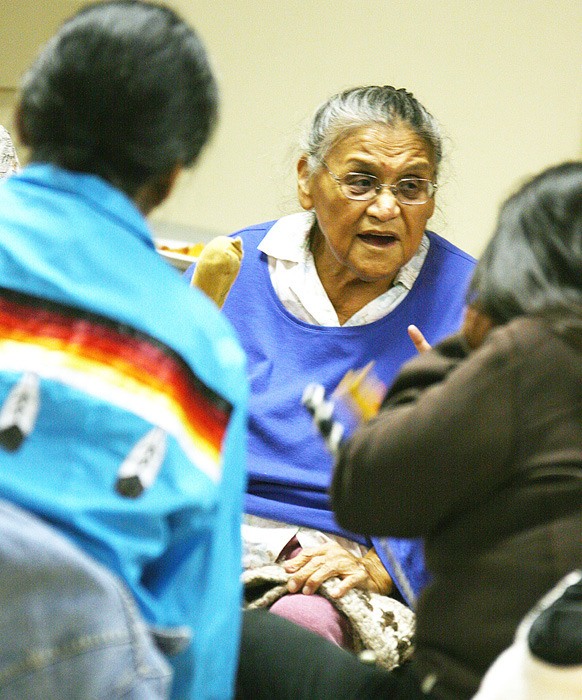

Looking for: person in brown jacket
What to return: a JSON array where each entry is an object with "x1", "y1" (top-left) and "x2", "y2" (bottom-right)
[{"x1": 236, "y1": 161, "x2": 582, "y2": 700}]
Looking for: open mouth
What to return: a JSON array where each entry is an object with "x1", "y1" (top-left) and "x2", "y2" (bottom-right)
[{"x1": 358, "y1": 233, "x2": 398, "y2": 247}]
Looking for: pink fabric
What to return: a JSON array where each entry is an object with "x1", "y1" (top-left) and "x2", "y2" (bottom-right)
[
  {"x1": 270, "y1": 537, "x2": 354, "y2": 649},
  {"x1": 269, "y1": 593, "x2": 353, "y2": 649},
  {"x1": 277, "y1": 535, "x2": 302, "y2": 562}
]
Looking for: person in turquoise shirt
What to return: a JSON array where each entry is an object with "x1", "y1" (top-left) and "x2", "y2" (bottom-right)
[{"x1": 0, "y1": 2, "x2": 247, "y2": 698}]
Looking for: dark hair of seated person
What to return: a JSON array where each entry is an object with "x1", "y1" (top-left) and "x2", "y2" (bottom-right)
[
  {"x1": 17, "y1": 0, "x2": 218, "y2": 202},
  {"x1": 467, "y1": 161, "x2": 582, "y2": 325}
]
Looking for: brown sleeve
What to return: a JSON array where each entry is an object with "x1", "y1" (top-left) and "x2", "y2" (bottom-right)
[
  {"x1": 332, "y1": 328, "x2": 517, "y2": 538},
  {"x1": 379, "y1": 332, "x2": 471, "y2": 408}
]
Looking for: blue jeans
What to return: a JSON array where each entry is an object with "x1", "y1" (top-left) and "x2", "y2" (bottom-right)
[{"x1": 0, "y1": 499, "x2": 172, "y2": 699}]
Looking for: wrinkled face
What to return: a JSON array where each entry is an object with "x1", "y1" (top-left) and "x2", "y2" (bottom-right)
[{"x1": 298, "y1": 123, "x2": 436, "y2": 285}]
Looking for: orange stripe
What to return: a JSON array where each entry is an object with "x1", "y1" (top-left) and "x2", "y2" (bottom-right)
[{"x1": 0, "y1": 295, "x2": 230, "y2": 452}]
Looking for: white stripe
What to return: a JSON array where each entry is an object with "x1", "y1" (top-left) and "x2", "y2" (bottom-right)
[{"x1": 0, "y1": 341, "x2": 223, "y2": 483}]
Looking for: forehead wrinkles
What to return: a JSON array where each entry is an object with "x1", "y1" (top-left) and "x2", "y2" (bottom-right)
[{"x1": 328, "y1": 125, "x2": 435, "y2": 176}]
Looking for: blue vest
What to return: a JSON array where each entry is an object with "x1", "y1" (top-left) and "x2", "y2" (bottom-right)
[{"x1": 187, "y1": 219, "x2": 475, "y2": 604}]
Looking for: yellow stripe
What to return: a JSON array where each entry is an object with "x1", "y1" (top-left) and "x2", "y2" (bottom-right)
[{"x1": 0, "y1": 339, "x2": 223, "y2": 482}]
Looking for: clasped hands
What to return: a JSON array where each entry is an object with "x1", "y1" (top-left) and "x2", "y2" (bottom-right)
[{"x1": 283, "y1": 541, "x2": 392, "y2": 599}]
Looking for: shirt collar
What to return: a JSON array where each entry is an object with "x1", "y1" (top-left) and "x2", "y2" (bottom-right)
[
  {"x1": 16, "y1": 164, "x2": 154, "y2": 250},
  {"x1": 258, "y1": 211, "x2": 429, "y2": 291},
  {"x1": 258, "y1": 211, "x2": 313, "y2": 263}
]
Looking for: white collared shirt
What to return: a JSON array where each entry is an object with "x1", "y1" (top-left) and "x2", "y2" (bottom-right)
[{"x1": 258, "y1": 211, "x2": 430, "y2": 326}]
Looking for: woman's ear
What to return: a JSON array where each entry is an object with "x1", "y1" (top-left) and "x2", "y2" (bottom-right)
[
  {"x1": 157, "y1": 164, "x2": 182, "y2": 204},
  {"x1": 462, "y1": 305, "x2": 495, "y2": 349},
  {"x1": 134, "y1": 164, "x2": 182, "y2": 215},
  {"x1": 425, "y1": 196, "x2": 436, "y2": 221},
  {"x1": 297, "y1": 156, "x2": 314, "y2": 211}
]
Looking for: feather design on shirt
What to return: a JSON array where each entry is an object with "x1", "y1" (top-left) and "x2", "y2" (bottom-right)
[
  {"x1": 0, "y1": 372, "x2": 40, "y2": 451},
  {"x1": 116, "y1": 427, "x2": 167, "y2": 498},
  {"x1": 0, "y1": 288, "x2": 232, "y2": 483}
]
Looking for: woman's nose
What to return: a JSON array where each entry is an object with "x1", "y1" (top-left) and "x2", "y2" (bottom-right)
[{"x1": 366, "y1": 189, "x2": 400, "y2": 220}]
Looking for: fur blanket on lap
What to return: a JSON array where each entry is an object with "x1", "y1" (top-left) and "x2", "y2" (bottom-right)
[{"x1": 242, "y1": 563, "x2": 415, "y2": 670}]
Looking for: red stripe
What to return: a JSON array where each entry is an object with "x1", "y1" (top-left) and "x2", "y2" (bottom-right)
[{"x1": 0, "y1": 298, "x2": 229, "y2": 449}]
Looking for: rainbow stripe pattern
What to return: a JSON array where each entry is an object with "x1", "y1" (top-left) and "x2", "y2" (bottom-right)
[{"x1": 0, "y1": 288, "x2": 232, "y2": 483}]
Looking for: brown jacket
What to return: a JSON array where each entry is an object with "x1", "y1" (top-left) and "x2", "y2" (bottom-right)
[{"x1": 333, "y1": 315, "x2": 582, "y2": 699}]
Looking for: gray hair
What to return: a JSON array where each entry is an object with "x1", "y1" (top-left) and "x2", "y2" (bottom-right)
[{"x1": 300, "y1": 85, "x2": 443, "y2": 178}]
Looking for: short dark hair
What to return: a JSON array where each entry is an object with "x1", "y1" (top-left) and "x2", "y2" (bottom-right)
[
  {"x1": 18, "y1": 0, "x2": 218, "y2": 196},
  {"x1": 468, "y1": 162, "x2": 582, "y2": 323}
]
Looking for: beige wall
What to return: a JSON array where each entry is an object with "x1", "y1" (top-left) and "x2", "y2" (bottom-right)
[{"x1": 2, "y1": 0, "x2": 581, "y2": 256}]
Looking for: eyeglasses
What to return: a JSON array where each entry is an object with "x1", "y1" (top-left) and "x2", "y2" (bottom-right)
[{"x1": 323, "y1": 162, "x2": 437, "y2": 205}]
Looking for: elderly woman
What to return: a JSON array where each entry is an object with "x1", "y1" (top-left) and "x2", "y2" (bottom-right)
[
  {"x1": 237, "y1": 160, "x2": 582, "y2": 700},
  {"x1": 186, "y1": 85, "x2": 475, "y2": 655}
]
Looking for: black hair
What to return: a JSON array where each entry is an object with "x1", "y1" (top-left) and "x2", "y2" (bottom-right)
[
  {"x1": 18, "y1": 0, "x2": 218, "y2": 197},
  {"x1": 468, "y1": 162, "x2": 582, "y2": 323}
]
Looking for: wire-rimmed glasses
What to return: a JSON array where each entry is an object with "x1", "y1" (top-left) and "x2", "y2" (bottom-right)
[{"x1": 323, "y1": 162, "x2": 437, "y2": 205}]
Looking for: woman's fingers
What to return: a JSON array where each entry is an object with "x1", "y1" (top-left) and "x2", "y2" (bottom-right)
[
  {"x1": 326, "y1": 572, "x2": 365, "y2": 598},
  {"x1": 283, "y1": 543, "x2": 369, "y2": 596},
  {"x1": 407, "y1": 324, "x2": 432, "y2": 354}
]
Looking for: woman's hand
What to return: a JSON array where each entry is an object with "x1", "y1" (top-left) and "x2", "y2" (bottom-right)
[
  {"x1": 191, "y1": 236, "x2": 243, "y2": 308},
  {"x1": 407, "y1": 324, "x2": 432, "y2": 354},
  {"x1": 410, "y1": 311, "x2": 496, "y2": 354},
  {"x1": 283, "y1": 542, "x2": 392, "y2": 599}
]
